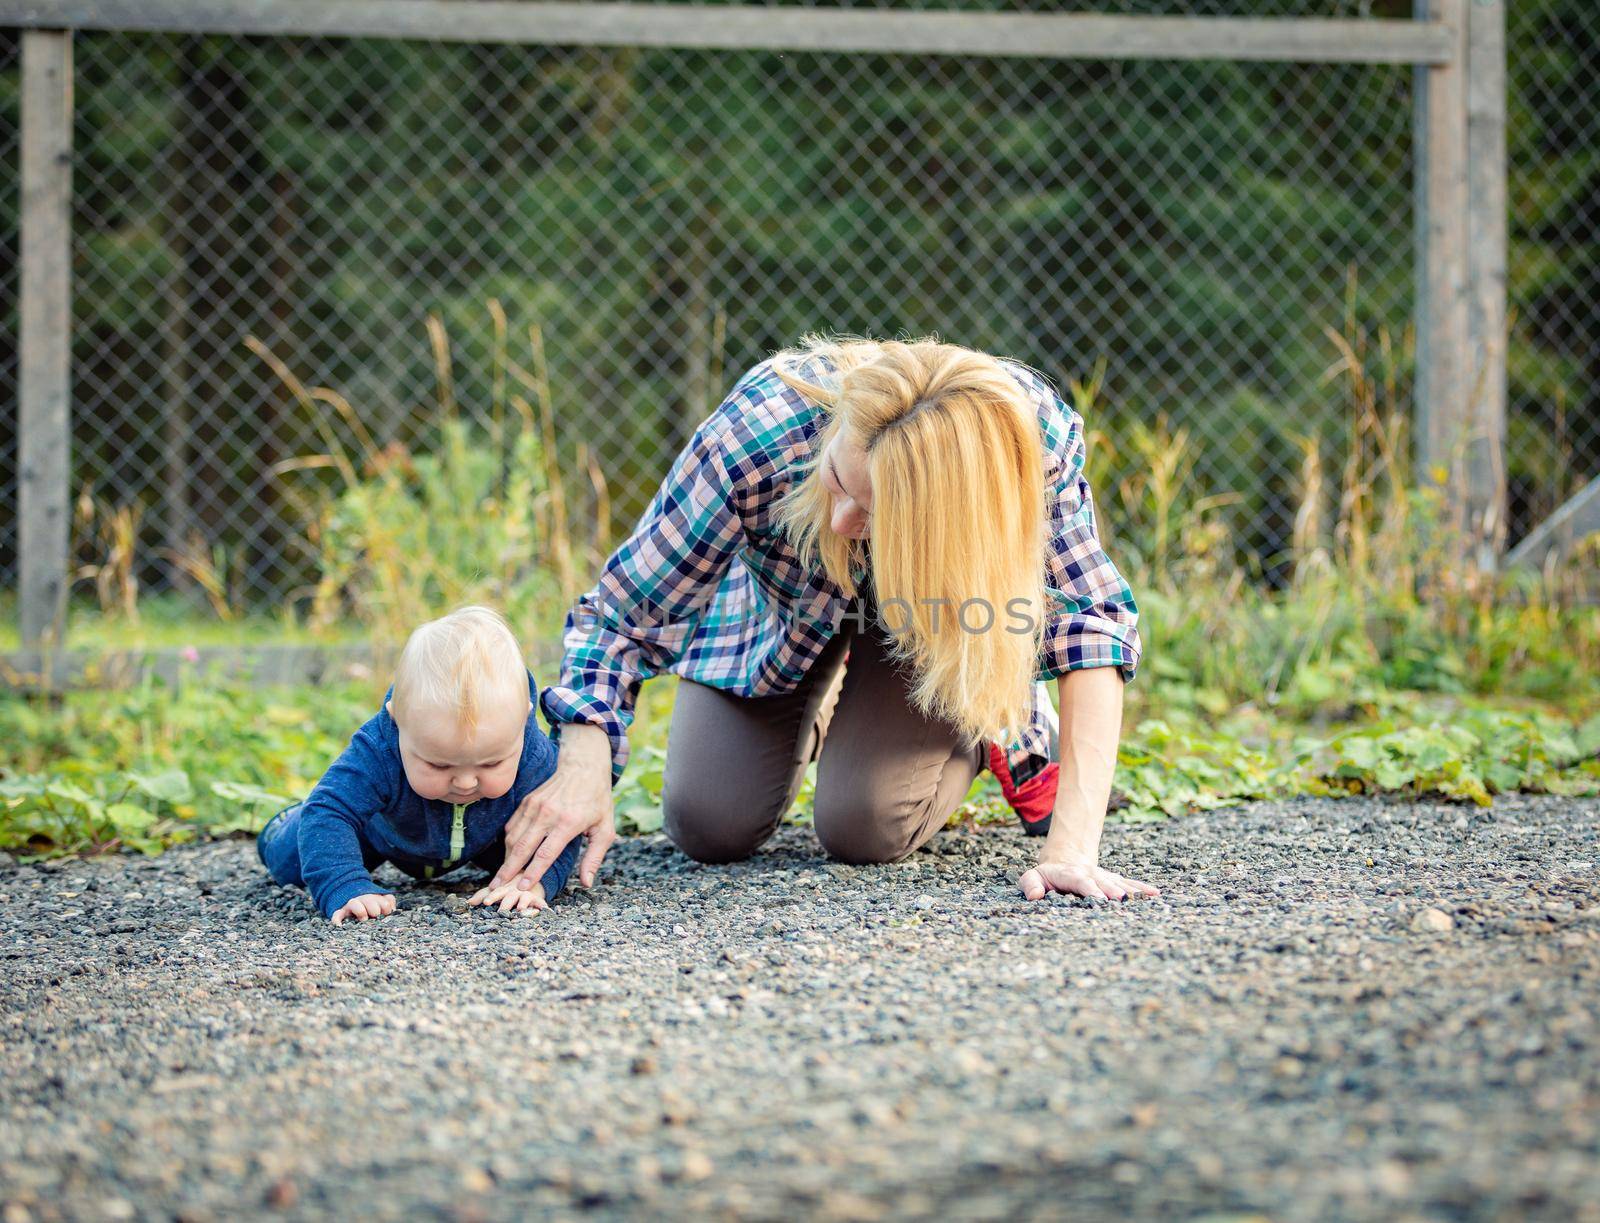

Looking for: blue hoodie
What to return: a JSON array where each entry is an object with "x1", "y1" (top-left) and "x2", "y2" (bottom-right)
[{"x1": 285, "y1": 673, "x2": 575, "y2": 918}]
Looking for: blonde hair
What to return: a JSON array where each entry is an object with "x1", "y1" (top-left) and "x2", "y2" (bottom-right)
[
  {"x1": 390, "y1": 605, "x2": 528, "y2": 736},
  {"x1": 771, "y1": 336, "x2": 1048, "y2": 748}
]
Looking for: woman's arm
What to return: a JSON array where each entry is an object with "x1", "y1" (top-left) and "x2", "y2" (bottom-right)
[
  {"x1": 1018, "y1": 667, "x2": 1159, "y2": 901},
  {"x1": 538, "y1": 414, "x2": 746, "y2": 783},
  {"x1": 1018, "y1": 375, "x2": 1157, "y2": 901},
  {"x1": 1046, "y1": 666, "x2": 1123, "y2": 862},
  {"x1": 484, "y1": 414, "x2": 746, "y2": 895}
]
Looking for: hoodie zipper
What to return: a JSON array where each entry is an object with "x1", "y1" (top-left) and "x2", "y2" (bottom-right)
[{"x1": 442, "y1": 802, "x2": 468, "y2": 868}]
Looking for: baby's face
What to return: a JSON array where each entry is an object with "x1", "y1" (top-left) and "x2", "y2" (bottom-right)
[{"x1": 392, "y1": 695, "x2": 529, "y2": 805}]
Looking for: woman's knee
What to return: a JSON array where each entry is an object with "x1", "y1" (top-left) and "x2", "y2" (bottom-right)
[
  {"x1": 661, "y1": 790, "x2": 777, "y2": 864},
  {"x1": 811, "y1": 796, "x2": 925, "y2": 865}
]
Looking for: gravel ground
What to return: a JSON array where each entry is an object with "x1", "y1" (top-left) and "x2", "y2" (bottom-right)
[{"x1": 2, "y1": 793, "x2": 1598, "y2": 1222}]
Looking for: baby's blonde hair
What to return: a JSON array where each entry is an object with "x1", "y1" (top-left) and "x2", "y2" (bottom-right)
[{"x1": 390, "y1": 606, "x2": 528, "y2": 736}]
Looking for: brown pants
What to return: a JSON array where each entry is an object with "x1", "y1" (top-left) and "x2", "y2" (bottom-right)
[{"x1": 661, "y1": 609, "x2": 985, "y2": 865}]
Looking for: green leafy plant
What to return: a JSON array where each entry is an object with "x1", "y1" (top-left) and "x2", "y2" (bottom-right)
[
  {"x1": 1291, "y1": 708, "x2": 1600, "y2": 806},
  {"x1": 1114, "y1": 718, "x2": 1286, "y2": 820},
  {"x1": 0, "y1": 769, "x2": 193, "y2": 856},
  {"x1": 0, "y1": 671, "x2": 374, "y2": 857},
  {"x1": 4, "y1": 678, "x2": 1597, "y2": 859}
]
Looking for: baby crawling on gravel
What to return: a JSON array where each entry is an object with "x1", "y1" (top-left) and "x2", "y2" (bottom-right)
[{"x1": 256, "y1": 605, "x2": 578, "y2": 925}]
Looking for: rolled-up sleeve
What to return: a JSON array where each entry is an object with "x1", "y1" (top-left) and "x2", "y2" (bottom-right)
[
  {"x1": 539, "y1": 415, "x2": 745, "y2": 782},
  {"x1": 1035, "y1": 386, "x2": 1142, "y2": 683}
]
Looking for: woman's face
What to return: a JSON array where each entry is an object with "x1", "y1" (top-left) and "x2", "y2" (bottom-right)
[{"x1": 820, "y1": 432, "x2": 874, "y2": 540}]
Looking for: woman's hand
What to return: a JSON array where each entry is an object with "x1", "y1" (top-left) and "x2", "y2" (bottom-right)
[
  {"x1": 1019, "y1": 859, "x2": 1160, "y2": 902},
  {"x1": 468, "y1": 878, "x2": 548, "y2": 915},
  {"x1": 470, "y1": 724, "x2": 616, "y2": 903}
]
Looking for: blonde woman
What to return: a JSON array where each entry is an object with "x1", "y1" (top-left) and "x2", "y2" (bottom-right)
[{"x1": 473, "y1": 338, "x2": 1158, "y2": 906}]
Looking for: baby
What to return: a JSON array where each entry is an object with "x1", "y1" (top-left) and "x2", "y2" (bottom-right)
[{"x1": 256, "y1": 605, "x2": 577, "y2": 924}]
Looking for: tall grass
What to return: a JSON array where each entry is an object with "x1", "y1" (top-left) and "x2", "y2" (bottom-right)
[
  {"x1": 55, "y1": 301, "x2": 1598, "y2": 723},
  {"x1": 248, "y1": 301, "x2": 614, "y2": 648},
  {"x1": 1084, "y1": 298, "x2": 1599, "y2": 721}
]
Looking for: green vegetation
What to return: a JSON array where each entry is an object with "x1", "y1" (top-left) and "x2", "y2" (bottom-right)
[
  {"x1": 3, "y1": 671, "x2": 1595, "y2": 859},
  {"x1": 1, "y1": 674, "x2": 374, "y2": 856},
  {"x1": 5, "y1": 298, "x2": 1599, "y2": 858},
  {"x1": 0, "y1": 593, "x2": 353, "y2": 653}
]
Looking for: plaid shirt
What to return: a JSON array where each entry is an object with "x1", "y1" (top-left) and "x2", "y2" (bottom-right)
[{"x1": 538, "y1": 354, "x2": 1142, "y2": 804}]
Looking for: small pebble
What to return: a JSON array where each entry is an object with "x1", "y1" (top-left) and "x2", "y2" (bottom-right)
[{"x1": 1410, "y1": 907, "x2": 1455, "y2": 933}]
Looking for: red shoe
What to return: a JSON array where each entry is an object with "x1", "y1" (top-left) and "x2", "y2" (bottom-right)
[{"x1": 987, "y1": 742, "x2": 1057, "y2": 837}]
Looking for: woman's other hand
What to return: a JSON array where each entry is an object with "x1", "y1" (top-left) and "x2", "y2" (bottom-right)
[{"x1": 1019, "y1": 859, "x2": 1160, "y2": 902}]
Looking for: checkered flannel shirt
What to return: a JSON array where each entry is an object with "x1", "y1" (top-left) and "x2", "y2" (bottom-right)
[{"x1": 538, "y1": 354, "x2": 1142, "y2": 798}]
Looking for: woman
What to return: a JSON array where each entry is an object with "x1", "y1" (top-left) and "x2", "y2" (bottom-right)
[{"x1": 473, "y1": 337, "x2": 1158, "y2": 905}]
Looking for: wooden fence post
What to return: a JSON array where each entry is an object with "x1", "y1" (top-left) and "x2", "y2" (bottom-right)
[
  {"x1": 1413, "y1": 0, "x2": 1470, "y2": 539},
  {"x1": 18, "y1": 29, "x2": 75, "y2": 647},
  {"x1": 1465, "y1": 0, "x2": 1508, "y2": 566}
]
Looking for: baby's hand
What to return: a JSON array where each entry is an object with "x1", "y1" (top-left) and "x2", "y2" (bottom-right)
[
  {"x1": 331, "y1": 893, "x2": 396, "y2": 925},
  {"x1": 467, "y1": 879, "x2": 547, "y2": 915}
]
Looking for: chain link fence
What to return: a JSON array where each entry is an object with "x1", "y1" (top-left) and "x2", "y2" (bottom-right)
[
  {"x1": 1503, "y1": 0, "x2": 1598, "y2": 544},
  {"x1": 0, "y1": 0, "x2": 1595, "y2": 624}
]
